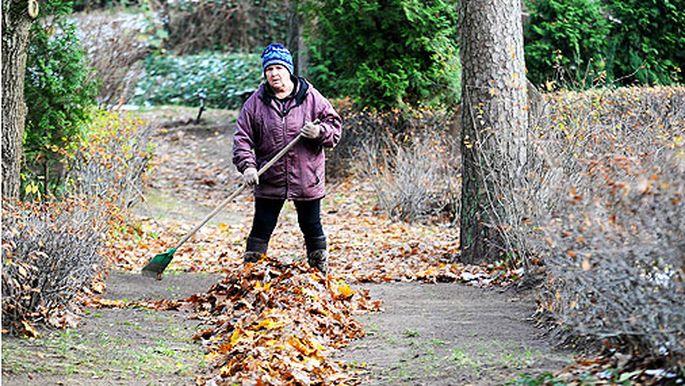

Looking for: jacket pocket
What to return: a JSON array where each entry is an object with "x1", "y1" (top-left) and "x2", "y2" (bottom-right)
[{"x1": 306, "y1": 158, "x2": 324, "y2": 189}]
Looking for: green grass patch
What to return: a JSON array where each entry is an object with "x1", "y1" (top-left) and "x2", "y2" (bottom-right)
[{"x1": 1, "y1": 313, "x2": 204, "y2": 380}]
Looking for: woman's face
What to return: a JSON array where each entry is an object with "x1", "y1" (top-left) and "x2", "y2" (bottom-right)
[{"x1": 265, "y1": 64, "x2": 292, "y2": 92}]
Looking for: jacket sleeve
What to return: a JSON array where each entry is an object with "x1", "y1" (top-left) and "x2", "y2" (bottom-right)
[
  {"x1": 232, "y1": 102, "x2": 258, "y2": 173},
  {"x1": 312, "y1": 89, "x2": 342, "y2": 148}
]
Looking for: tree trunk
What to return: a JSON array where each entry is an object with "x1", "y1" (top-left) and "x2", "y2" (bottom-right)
[
  {"x1": 2, "y1": 0, "x2": 37, "y2": 199},
  {"x1": 459, "y1": 0, "x2": 528, "y2": 264},
  {"x1": 287, "y1": 0, "x2": 307, "y2": 76}
]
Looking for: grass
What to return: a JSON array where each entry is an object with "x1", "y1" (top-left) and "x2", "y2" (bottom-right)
[
  {"x1": 450, "y1": 347, "x2": 482, "y2": 373},
  {"x1": 1, "y1": 310, "x2": 204, "y2": 381},
  {"x1": 402, "y1": 328, "x2": 420, "y2": 338},
  {"x1": 375, "y1": 335, "x2": 552, "y2": 383}
]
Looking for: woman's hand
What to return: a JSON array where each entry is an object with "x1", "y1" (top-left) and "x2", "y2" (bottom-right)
[
  {"x1": 301, "y1": 121, "x2": 321, "y2": 139},
  {"x1": 243, "y1": 167, "x2": 259, "y2": 186}
]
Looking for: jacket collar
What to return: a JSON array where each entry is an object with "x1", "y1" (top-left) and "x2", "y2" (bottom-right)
[{"x1": 259, "y1": 76, "x2": 309, "y2": 108}]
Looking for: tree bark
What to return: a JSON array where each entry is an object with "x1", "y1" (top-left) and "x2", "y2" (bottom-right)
[
  {"x1": 287, "y1": 0, "x2": 307, "y2": 76},
  {"x1": 2, "y1": 0, "x2": 37, "y2": 199},
  {"x1": 459, "y1": 0, "x2": 528, "y2": 264}
]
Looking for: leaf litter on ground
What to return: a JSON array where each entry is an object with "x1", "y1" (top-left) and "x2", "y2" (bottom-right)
[
  {"x1": 91, "y1": 255, "x2": 382, "y2": 385},
  {"x1": 105, "y1": 176, "x2": 518, "y2": 287},
  {"x1": 93, "y1": 114, "x2": 526, "y2": 384}
]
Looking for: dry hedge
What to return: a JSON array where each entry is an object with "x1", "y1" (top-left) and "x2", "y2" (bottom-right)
[
  {"x1": 331, "y1": 103, "x2": 460, "y2": 222},
  {"x1": 151, "y1": 0, "x2": 289, "y2": 54},
  {"x1": 1, "y1": 111, "x2": 153, "y2": 333},
  {"x1": 2, "y1": 199, "x2": 110, "y2": 331},
  {"x1": 518, "y1": 87, "x2": 685, "y2": 360},
  {"x1": 74, "y1": 11, "x2": 153, "y2": 105}
]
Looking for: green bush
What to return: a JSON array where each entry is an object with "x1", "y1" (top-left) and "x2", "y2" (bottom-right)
[
  {"x1": 524, "y1": 0, "x2": 611, "y2": 87},
  {"x1": 303, "y1": 0, "x2": 460, "y2": 110},
  {"x1": 23, "y1": 1, "x2": 99, "y2": 196},
  {"x1": 132, "y1": 52, "x2": 262, "y2": 109},
  {"x1": 524, "y1": 0, "x2": 685, "y2": 87},
  {"x1": 605, "y1": 0, "x2": 685, "y2": 85}
]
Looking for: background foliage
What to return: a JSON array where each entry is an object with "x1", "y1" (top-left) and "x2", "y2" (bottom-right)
[
  {"x1": 131, "y1": 52, "x2": 262, "y2": 109},
  {"x1": 524, "y1": 0, "x2": 685, "y2": 87},
  {"x1": 302, "y1": 0, "x2": 461, "y2": 110},
  {"x1": 524, "y1": 0, "x2": 611, "y2": 87},
  {"x1": 156, "y1": 0, "x2": 289, "y2": 54},
  {"x1": 73, "y1": 10, "x2": 159, "y2": 105},
  {"x1": 605, "y1": 0, "x2": 685, "y2": 85},
  {"x1": 23, "y1": 1, "x2": 98, "y2": 196}
]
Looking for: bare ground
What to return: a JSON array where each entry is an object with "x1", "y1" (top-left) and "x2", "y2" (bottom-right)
[
  {"x1": 337, "y1": 284, "x2": 571, "y2": 385},
  {"x1": 2, "y1": 276, "x2": 572, "y2": 386},
  {"x1": 2, "y1": 271, "x2": 221, "y2": 386}
]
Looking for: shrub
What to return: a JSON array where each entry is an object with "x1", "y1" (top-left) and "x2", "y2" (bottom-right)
[
  {"x1": 23, "y1": 1, "x2": 99, "y2": 195},
  {"x1": 153, "y1": 0, "x2": 289, "y2": 54},
  {"x1": 302, "y1": 0, "x2": 461, "y2": 110},
  {"x1": 331, "y1": 102, "x2": 460, "y2": 222},
  {"x1": 131, "y1": 51, "x2": 262, "y2": 109},
  {"x1": 2, "y1": 110, "x2": 153, "y2": 333},
  {"x1": 73, "y1": 10, "x2": 158, "y2": 105},
  {"x1": 542, "y1": 148, "x2": 684, "y2": 358},
  {"x1": 510, "y1": 87, "x2": 685, "y2": 360},
  {"x1": 2, "y1": 198, "x2": 111, "y2": 334},
  {"x1": 524, "y1": 0, "x2": 611, "y2": 87},
  {"x1": 605, "y1": 0, "x2": 685, "y2": 85},
  {"x1": 364, "y1": 130, "x2": 461, "y2": 222},
  {"x1": 65, "y1": 109, "x2": 154, "y2": 208}
]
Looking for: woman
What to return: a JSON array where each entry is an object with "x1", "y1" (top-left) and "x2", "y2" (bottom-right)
[{"x1": 232, "y1": 43, "x2": 342, "y2": 273}]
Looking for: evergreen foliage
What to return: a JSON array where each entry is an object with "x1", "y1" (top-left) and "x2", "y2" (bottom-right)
[
  {"x1": 524, "y1": 0, "x2": 611, "y2": 86},
  {"x1": 132, "y1": 52, "x2": 262, "y2": 109},
  {"x1": 23, "y1": 1, "x2": 98, "y2": 195},
  {"x1": 303, "y1": 0, "x2": 460, "y2": 110},
  {"x1": 524, "y1": 0, "x2": 685, "y2": 87},
  {"x1": 606, "y1": 0, "x2": 684, "y2": 85}
]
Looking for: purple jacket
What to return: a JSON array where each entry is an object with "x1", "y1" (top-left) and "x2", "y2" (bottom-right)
[{"x1": 232, "y1": 78, "x2": 342, "y2": 200}]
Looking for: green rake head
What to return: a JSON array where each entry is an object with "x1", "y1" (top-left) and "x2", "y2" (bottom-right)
[{"x1": 141, "y1": 248, "x2": 176, "y2": 280}]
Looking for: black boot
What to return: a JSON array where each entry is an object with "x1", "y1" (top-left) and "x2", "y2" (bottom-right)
[
  {"x1": 305, "y1": 236, "x2": 328, "y2": 274},
  {"x1": 243, "y1": 237, "x2": 268, "y2": 263}
]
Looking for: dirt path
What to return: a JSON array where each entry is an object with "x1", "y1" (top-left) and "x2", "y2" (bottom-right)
[
  {"x1": 337, "y1": 284, "x2": 571, "y2": 385},
  {"x1": 2, "y1": 272, "x2": 221, "y2": 386}
]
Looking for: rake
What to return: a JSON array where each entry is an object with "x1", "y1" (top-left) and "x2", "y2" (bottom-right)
[{"x1": 141, "y1": 132, "x2": 305, "y2": 280}]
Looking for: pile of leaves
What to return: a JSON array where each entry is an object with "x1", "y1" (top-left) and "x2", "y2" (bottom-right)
[{"x1": 187, "y1": 256, "x2": 381, "y2": 384}]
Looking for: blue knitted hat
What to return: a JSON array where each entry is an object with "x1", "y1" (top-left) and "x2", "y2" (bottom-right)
[{"x1": 261, "y1": 43, "x2": 294, "y2": 75}]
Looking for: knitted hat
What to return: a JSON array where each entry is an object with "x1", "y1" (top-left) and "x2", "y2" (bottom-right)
[{"x1": 261, "y1": 43, "x2": 294, "y2": 75}]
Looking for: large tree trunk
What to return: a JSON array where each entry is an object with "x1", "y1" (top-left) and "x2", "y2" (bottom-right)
[
  {"x1": 2, "y1": 0, "x2": 38, "y2": 199},
  {"x1": 459, "y1": 0, "x2": 528, "y2": 264}
]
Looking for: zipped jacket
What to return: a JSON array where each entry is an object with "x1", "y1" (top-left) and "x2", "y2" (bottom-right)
[{"x1": 232, "y1": 77, "x2": 342, "y2": 200}]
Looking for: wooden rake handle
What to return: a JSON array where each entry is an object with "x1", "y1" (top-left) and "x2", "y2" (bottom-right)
[{"x1": 173, "y1": 132, "x2": 306, "y2": 250}]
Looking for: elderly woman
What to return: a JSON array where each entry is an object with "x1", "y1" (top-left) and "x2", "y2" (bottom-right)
[{"x1": 232, "y1": 43, "x2": 343, "y2": 273}]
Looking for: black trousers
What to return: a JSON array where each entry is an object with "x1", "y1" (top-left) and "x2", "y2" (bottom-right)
[{"x1": 247, "y1": 197, "x2": 326, "y2": 253}]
